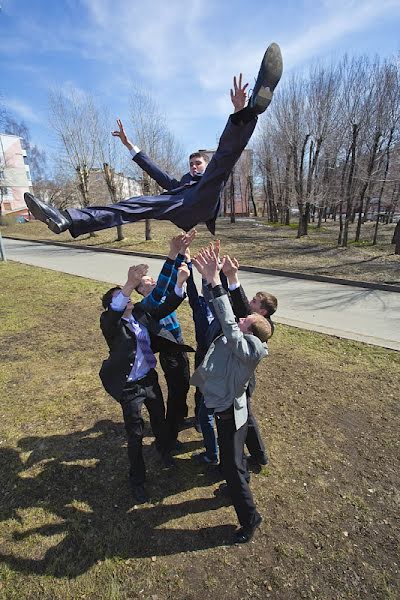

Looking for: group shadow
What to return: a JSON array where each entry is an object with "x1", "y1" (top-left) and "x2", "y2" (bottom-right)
[{"x1": 0, "y1": 419, "x2": 234, "y2": 578}]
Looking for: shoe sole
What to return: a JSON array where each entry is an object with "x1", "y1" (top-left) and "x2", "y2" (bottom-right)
[
  {"x1": 24, "y1": 193, "x2": 63, "y2": 234},
  {"x1": 251, "y1": 42, "x2": 283, "y2": 114},
  {"x1": 261, "y1": 42, "x2": 283, "y2": 92}
]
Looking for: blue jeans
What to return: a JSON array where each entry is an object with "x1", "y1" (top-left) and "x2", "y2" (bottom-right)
[{"x1": 199, "y1": 399, "x2": 218, "y2": 462}]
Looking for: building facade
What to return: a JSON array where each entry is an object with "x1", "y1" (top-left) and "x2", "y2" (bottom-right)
[{"x1": 0, "y1": 133, "x2": 32, "y2": 215}]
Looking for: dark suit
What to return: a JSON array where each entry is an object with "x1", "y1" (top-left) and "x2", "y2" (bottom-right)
[
  {"x1": 99, "y1": 291, "x2": 193, "y2": 486},
  {"x1": 66, "y1": 114, "x2": 257, "y2": 237},
  {"x1": 229, "y1": 285, "x2": 269, "y2": 465}
]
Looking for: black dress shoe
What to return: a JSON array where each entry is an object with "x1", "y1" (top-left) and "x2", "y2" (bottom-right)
[
  {"x1": 235, "y1": 513, "x2": 263, "y2": 544},
  {"x1": 130, "y1": 483, "x2": 149, "y2": 504},
  {"x1": 248, "y1": 42, "x2": 283, "y2": 114},
  {"x1": 24, "y1": 192, "x2": 72, "y2": 234},
  {"x1": 161, "y1": 453, "x2": 175, "y2": 469},
  {"x1": 246, "y1": 454, "x2": 269, "y2": 467}
]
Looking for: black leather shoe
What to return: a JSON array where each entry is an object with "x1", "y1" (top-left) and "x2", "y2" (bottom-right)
[
  {"x1": 248, "y1": 42, "x2": 283, "y2": 114},
  {"x1": 246, "y1": 454, "x2": 269, "y2": 467},
  {"x1": 24, "y1": 192, "x2": 72, "y2": 234},
  {"x1": 235, "y1": 513, "x2": 263, "y2": 544},
  {"x1": 130, "y1": 483, "x2": 149, "y2": 504},
  {"x1": 161, "y1": 453, "x2": 175, "y2": 469}
]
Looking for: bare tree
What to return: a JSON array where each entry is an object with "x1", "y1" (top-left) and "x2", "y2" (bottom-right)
[
  {"x1": 49, "y1": 88, "x2": 99, "y2": 234},
  {"x1": 92, "y1": 107, "x2": 130, "y2": 241},
  {"x1": 128, "y1": 89, "x2": 185, "y2": 240}
]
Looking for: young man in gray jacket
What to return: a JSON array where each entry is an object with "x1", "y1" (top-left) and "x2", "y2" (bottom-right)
[{"x1": 191, "y1": 246, "x2": 271, "y2": 544}]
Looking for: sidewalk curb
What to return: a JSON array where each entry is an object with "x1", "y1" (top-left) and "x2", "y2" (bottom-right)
[{"x1": 4, "y1": 235, "x2": 400, "y2": 293}]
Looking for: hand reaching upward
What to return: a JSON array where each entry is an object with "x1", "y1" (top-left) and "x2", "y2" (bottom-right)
[
  {"x1": 111, "y1": 119, "x2": 134, "y2": 150},
  {"x1": 230, "y1": 73, "x2": 249, "y2": 113}
]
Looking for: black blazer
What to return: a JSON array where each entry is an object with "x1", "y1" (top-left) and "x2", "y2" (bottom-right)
[
  {"x1": 133, "y1": 151, "x2": 201, "y2": 196},
  {"x1": 99, "y1": 291, "x2": 194, "y2": 401}
]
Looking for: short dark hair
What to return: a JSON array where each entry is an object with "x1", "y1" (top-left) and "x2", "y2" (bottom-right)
[
  {"x1": 256, "y1": 292, "x2": 278, "y2": 316},
  {"x1": 102, "y1": 286, "x2": 121, "y2": 309},
  {"x1": 189, "y1": 151, "x2": 210, "y2": 163}
]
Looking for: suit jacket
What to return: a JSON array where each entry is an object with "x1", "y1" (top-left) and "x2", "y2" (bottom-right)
[
  {"x1": 100, "y1": 291, "x2": 194, "y2": 402},
  {"x1": 190, "y1": 287, "x2": 268, "y2": 430},
  {"x1": 133, "y1": 151, "x2": 200, "y2": 196}
]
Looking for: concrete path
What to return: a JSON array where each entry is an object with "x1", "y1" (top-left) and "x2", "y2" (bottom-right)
[{"x1": 4, "y1": 237, "x2": 400, "y2": 351}]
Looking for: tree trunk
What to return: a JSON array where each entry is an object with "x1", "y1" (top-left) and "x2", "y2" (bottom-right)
[
  {"x1": 116, "y1": 224, "x2": 124, "y2": 241},
  {"x1": 342, "y1": 124, "x2": 359, "y2": 247},
  {"x1": 373, "y1": 128, "x2": 394, "y2": 246},
  {"x1": 355, "y1": 130, "x2": 381, "y2": 242},
  {"x1": 230, "y1": 173, "x2": 235, "y2": 224},
  {"x1": 392, "y1": 221, "x2": 400, "y2": 255}
]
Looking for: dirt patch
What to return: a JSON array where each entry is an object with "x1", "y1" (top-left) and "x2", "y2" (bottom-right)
[{"x1": 0, "y1": 262, "x2": 399, "y2": 599}]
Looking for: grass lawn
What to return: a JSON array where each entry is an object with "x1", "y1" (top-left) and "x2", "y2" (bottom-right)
[
  {"x1": 0, "y1": 261, "x2": 399, "y2": 599},
  {"x1": 1, "y1": 216, "x2": 399, "y2": 284}
]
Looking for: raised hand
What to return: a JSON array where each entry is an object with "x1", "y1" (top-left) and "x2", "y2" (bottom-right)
[
  {"x1": 192, "y1": 245, "x2": 221, "y2": 286},
  {"x1": 127, "y1": 263, "x2": 148, "y2": 286},
  {"x1": 169, "y1": 233, "x2": 186, "y2": 258},
  {"x1": 222, "y1": 254, "x2": 239, "y2": 276},
  {"x1": 230, "y1": 73, "x2": 249, "y2": 113},
  {"x1": 111, "y1": 118, "x2": 133, "y2": 149},
  {"x1": 177, "y1": 263, "x2": 190, "y2": 286},
  {"x1": 179, "y1": 228, "x2": 197, "y2": 255}
]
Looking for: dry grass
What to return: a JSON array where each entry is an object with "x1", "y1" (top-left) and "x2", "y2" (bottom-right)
[
  {"x1": 1, "y1": 261, "x2": 399, "y2": 599},
  {"x1": 2, "y1": 216, "x2": 399, "y2": 284}
]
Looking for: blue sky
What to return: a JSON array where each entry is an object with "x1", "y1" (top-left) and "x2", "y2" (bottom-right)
[{"x1": 1, "y1": 0, "x2": 400, "y2": 170}]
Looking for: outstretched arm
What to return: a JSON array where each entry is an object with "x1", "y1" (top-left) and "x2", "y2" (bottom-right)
[
  {"x1": 112, "y1": 118, "x2": 181, "y2": 190},
  {"x1": 222, "y1": 255, "x2": 251, "y2": 318}
]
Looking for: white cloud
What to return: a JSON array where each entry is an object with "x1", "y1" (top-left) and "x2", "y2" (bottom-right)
[{"x1": 3, "y1": 98, "x2": 43, "y2": 123}]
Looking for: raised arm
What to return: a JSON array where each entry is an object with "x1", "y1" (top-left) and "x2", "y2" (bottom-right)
[
  {"x1": 140, "y1": 263, "x2": 190, "y2": 321},
  {"x1": 112, "y1": 119, "x2": 181, "y2": 190},
  {"x1": 193, "y1": 245, "x2": 263, "y2": 364},
  {"x1": 222, "y1": 255, "x2": 251, "y2": 318}
]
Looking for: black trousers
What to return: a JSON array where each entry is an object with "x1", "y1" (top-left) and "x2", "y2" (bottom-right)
[
  {"x1": 246, "y1": 398, "x2": 268, "y2": 462},
  {"x1": 160, "y1": 350, "x2": 190, "y2": 440},
  {"x1": 120, "y1": 369, "x2": 170, "y2": 486},
  {"x1": 215, "y1": 407, "x2": 258, "y2": 528}
]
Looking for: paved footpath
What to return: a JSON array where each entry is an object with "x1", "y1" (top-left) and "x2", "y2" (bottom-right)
[{"x1": 4, "y1": 237, "x2": 400, "y2": 351}]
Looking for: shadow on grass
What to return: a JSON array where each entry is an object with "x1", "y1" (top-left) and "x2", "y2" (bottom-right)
[{"x1": 0, "y1": 420, "x2": 232, "y2": 578}]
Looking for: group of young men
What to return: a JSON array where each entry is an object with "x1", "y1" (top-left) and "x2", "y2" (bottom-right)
[
  {"x1": 24, "y1": 42, "x2": 283, "y2": 544},
  {"x1": 100, "y1": 231, "x2": 277, "y2": 544}
]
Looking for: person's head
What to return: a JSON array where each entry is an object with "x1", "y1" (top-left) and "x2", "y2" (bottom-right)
[
  {"x1": 135, "y1": 275, "x2": 157, "y2": 297},
  {"x1": 238, "y1": 313, "x2": 271, "y2": 343},
  {"x1": 102, "y1": 285, "x2": 134, "y2": 315},
  {"x1": 102, "y1": 286, "x2": 122, "y2": 309},
  {"x1": 249, "y1": 291, "x2": 277, "y2": 318},
  {"x1": 189, "y1": 151, "x2": 209, "y2": 176}
]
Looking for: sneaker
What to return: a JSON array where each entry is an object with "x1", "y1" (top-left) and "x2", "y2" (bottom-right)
[{"x1": 192, "y1": 451, "x2": 218, "y2": 466}]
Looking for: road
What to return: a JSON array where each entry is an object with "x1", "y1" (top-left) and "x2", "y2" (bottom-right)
[{"x1": 3, "y1": 237, "x2": 400, "y2": 351}]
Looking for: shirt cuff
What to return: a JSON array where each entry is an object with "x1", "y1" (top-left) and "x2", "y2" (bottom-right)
[
  {"x1": 110, "y1": 290, "x2": 130, "y2": 311},
  {"x1": 174, "y1": 283, "x2": 186, "y2": 297},
  {"x1": 129, "y1": 145, "x2": 141, "y2": 158},
  {"x1": 228, "y1": 281, "x2": 240, "y2": 291}
]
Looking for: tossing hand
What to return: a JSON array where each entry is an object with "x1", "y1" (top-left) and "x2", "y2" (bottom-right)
[
  {"x1": 127, "y1": 263, "x2": 148, "y2": 286},
  {"x1": 177, "y1": 262, "x2": 190, "y2": 287},
  {"x1": 221, "y1": 255, "x2": 239, "y2": 284},
  {"x1": 230, "y1": 73, "x2": 249, "y2": 113},
  {"x1": 192, "y1": 245, "x2": 221, "y2": 286}
]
